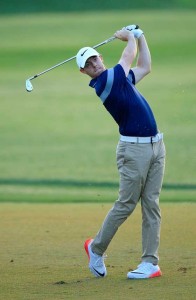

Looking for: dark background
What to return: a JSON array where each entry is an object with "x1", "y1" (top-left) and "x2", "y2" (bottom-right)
[{"x1": 1, "y1": 0, "x2": 195, "y2": 14}]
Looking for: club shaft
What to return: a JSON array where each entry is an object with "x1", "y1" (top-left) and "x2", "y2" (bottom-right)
[
  {"x1": 28, "y1": 36, "x2": 116, "y2": 81},
  {"x1": 93, "y1": 36, "x2": 116, "y2": 49},
  {"x1": 29, "y1": 55, "x2": 76, "y2": 80}
]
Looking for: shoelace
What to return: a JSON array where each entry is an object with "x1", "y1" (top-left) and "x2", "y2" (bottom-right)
[{"x1": 94, "y1": 253, "x2": 107, "y2": 267}]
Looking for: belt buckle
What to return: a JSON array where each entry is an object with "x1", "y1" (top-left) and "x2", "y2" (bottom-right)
[{"x1": 151, "y1": 134, "x2": 158, "y2": 143}]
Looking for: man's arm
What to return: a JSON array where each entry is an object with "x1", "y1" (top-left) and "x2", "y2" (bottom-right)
[
  {"x1": 131, "y1": 34, "x2": 151, "y2": 84},
  {"x1": 114, "y1": 29, "x2": 137, "y2": 76}
]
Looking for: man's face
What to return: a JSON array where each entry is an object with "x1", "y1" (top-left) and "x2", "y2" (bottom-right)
[{"x1": 80, "y1": 55, "x2": 105, "y2": 78}]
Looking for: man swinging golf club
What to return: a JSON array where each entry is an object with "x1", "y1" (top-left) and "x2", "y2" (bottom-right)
[{"x1": 76, "y1": 25, "x2": 166, "y2": 279}]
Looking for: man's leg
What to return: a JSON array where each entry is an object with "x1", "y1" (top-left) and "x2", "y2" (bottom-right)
[
  {"x1": 127, "y1": 139, "x2": 165, "y2": 279},
  {"x1": 141, "y1": 140, "x2": 166, "y2": 264},
  {"x1": 91, "y1": 141, "x2": 153, "y2": 255}
]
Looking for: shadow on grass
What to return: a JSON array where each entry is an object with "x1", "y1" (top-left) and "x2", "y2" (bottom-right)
[{"x1": 0, "y1": 178, "x2": 195, "y2": 190}]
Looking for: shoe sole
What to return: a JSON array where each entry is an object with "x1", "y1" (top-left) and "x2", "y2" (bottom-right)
[
  {"x1": 149, "y1": 270, "x2": 162, "y2": 278},
  {"x1": 128, "y1": 270, "x2": 162, "y2": 279}
]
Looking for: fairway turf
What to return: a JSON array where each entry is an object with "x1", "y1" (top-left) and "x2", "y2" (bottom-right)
[{"x1": 0, "y1": 203, "x2": 195, "y2": 300}]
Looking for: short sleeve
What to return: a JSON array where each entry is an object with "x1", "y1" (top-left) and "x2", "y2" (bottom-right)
[{"x1": 127, "y1": 69, "x2": 136, "y2": 85}]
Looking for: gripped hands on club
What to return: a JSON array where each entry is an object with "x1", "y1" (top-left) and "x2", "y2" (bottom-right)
[
  {"x1": 114, "y1": 28, "x2": 135, "y2": 42},
  {"x1": 114, "y1": 25, "x2": 144, "y2": 41}
]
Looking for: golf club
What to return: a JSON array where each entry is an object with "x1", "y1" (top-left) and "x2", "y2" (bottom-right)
[
  {"x1": 25, "y1": 36, "x2": 116, "y2": 92},
  {"x1": 25, "y1": 25, "x2": 139, "y2": 92}
]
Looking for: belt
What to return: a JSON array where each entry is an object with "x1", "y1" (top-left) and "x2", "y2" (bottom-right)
[{"x1": 120, "y1": 133, "x2": 163, "y2": 144}]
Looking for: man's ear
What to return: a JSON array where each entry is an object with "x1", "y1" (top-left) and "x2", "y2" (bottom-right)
[{"x1": 80, "y1": 68, "x2": 86, "y2": 74}]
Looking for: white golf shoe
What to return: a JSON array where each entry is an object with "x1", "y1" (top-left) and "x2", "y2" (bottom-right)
[
  {"x1": 84, "y1": 238, "x2": 107, "y2": 277},
  {"x1": 127, "y1": 262, "x2": 162, "y2": 279}
]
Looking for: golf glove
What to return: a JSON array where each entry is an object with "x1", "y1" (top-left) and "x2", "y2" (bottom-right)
[{"x1": 125, "y1": 24, "x2": 144, "y2": 39}]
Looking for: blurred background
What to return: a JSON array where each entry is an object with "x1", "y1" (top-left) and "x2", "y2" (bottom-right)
[{"x1": 0, "y1": 0, "x2": 195, "y2": 203}]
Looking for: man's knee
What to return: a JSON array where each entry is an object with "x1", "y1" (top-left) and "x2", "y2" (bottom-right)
[{"x1": 113, "y1": 199, "x2": 137, "y2": 218}]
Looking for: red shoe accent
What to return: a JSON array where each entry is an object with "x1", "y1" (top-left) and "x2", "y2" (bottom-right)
[
  {"x1": 149, "y1": 270, "x2": 162, "y2": 278},
  {"x1": 84, "y1": 239, "x2": 93, "y2": 260}
]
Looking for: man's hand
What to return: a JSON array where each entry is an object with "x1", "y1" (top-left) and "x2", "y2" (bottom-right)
[
  {"x1": 125, "y1": 24, "x2": 139, "y2": 31},
  {"x1": 114, "y1": 28, "x2": 135, "y2": 42},
  {"x1": 125, "y1": 24, "x2": 144, "y2": 39}
]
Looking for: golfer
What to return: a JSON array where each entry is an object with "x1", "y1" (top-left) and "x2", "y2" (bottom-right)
[{"x1": 76, "y1": 25, "x2": 166, "y2": 279}]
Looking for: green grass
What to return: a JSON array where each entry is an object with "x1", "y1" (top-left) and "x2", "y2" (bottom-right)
[
  {"x1": 0, "y1": 10, "x2": 196, "y2": 203},
  {"x1": 0, "y1": 203, "x2": 195, "y2": 300}
]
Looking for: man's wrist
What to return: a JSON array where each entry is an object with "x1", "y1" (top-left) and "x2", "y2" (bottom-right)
[{"x1": 132, "y1": 29, "x2": 144, "y2": 39}]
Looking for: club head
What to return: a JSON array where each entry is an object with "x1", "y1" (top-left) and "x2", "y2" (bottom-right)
[{"x1": 26, "y1": 79, "x2": 33, "y2": 92}]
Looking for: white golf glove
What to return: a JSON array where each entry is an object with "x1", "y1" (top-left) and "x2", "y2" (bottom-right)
[{"x1": 124, "y1": 24, "x2": 144, "y2": 39}]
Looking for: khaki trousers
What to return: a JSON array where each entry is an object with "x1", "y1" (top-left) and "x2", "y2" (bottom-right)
[{"x1": 91, "y1": 138, "x2": 166, "y2": 264}]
